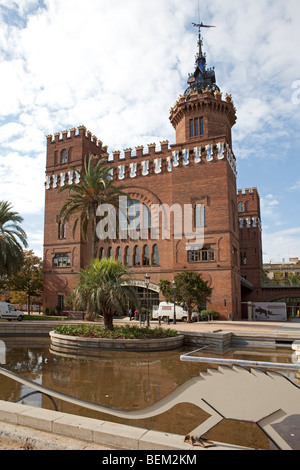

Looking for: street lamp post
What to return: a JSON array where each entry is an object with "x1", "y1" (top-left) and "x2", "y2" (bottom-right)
[
  {"x1": 172, "y1": 279, "x2": 176, "y2": 324},
  {"x1": 145, "y1": 273, "x2": 150, "y2": 327}
]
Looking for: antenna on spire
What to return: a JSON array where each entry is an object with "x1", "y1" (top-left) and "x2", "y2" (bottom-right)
[{"x1": 192, "y1": 16, "x2": 215, "y2": 61}]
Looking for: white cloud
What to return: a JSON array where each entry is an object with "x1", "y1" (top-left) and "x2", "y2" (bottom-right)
[{"x1": 263, "y1": 227, "x2": 300, "y2": 263}]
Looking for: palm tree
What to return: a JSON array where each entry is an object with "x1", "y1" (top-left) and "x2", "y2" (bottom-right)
[
  {"x1": 0, "y1": 201, "x2": 28, "y2": 276},
  {"x1": 71, "y1": 257, "x2": 139, "y2": 328},
  {"x1": 59, "y1": 154, "x2": 126, "y2": 258}
]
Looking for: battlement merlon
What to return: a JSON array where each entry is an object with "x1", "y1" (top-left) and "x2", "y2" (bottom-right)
[
  {"x1": 169, "y1": 89, "x2": 237, "y2": 127},
  {"x1": 46, "y1": 126, "x2": 105, "y2": 150},
  {"x1": 237, "y1": 187, "x2": 260, "y2": 198},
  {"x1": 107, "y1": 141, "x2": 170, "y2": 162}
]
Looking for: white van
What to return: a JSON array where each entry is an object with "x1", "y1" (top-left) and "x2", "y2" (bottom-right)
[
  {"x1": 0, "y1": 302, "x2": 24, "y2": 322},
  {"x1": 152, "y1": 302, "x2": 199, "y2": 322}
]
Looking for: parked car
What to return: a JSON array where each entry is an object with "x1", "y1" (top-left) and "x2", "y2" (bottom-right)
[{"x1": 0, "y1": 302, "x2": 24, "y2": 321}]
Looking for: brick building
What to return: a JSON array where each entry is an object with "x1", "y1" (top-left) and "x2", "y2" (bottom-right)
[{"x1": 43, "y1": 25, "x2": 263, "y2": 320}]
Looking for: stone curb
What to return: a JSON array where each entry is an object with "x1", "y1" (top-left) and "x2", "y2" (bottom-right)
[
  {"x1": 50, "y1": 331, "x2": 184, "y2": 353},
  {"x1": 0, "y1": 400, "x2": 248, "y2": 451}
]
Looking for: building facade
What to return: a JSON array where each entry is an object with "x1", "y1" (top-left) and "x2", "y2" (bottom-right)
[{"x1": 43, "y1": 26, "x2": 263, "y2": 319}]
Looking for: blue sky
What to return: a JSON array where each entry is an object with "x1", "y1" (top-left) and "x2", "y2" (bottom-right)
[{"x1": 0, "y1": 0, "x2": 299, "y2": 263}]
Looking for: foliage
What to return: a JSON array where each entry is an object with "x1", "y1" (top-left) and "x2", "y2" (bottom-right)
[
  {"x1": 263, "y1": 269, "x2": 300, "y2": 286},
  {"x1": 58, "y1": 154, "x2": 127, "y2": 258},
  {"x1": 199, "y1": 309, "x2": 220, "y2": 320},
  {"x1": 70, "y1": 257, "x2": 139, "y2": 329},
  {"x1": 8, "y1": 250, "x2": 43, "y2": 314},
  {"x1": 54, "y1": 324, "x2": 178, "y2": 339},
  {"x1": 0, "y1": 201, "x2": 28, "y2": 276},
  {"x1": 159, "y1": 271, "x2": 212, "y2": 323}
]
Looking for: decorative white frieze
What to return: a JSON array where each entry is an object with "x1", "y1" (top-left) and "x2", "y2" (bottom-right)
[
  {"x1": 53, "y1": 174, "x2": 58, "y2": 188},
  {"x1": 130, "y1": 162, "x2": 137, "y2": 178},
  {"x1": 68, "y1": 171, "x2": 73, "y2": 184},
  {"x1": 154, "y1": 158, "x2": 162, "y2": 174},
  {"x1": 183, "y1": 149, "x2": 189, "y2": 165},
  {"x1": 118, "y1": 165, "x2": 125, "y2": 180},
  {"x1": 75, "y1": 171, "x2": 80, "y2": 184},
  {"x1": 239, "y1": 217, "x2": 262, "y2": 231},
  {"x1": 217, "y1": 142, "x2": 225, "y2": 159},
  {"x1": 60, "y1": 172, "x2": 66, "y2": 187},
  {"x1": 172, "y1": 150, "x2": 179, "y2": 167},
  {"x1": 142, "y1": 160, "x2": 149, "y2": 176},
  {"x1": 206, "y1": 144, "x2": 213, "y2": 161},
  {"x1": 194, "y1": 147, "x2": 201, "y2": 163},
  {"x1": 46, "y1": 140, "x2": 240, "y2": 190},
  {"x1": 225, "y1": 143, "x2": 237, "y2": 176}
]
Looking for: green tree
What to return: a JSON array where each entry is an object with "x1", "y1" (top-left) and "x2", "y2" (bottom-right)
[
  {"x1": 70, "y1": 257, "x2": 139, "y2": 328},
  {"x1": 9, "y1": 250, "x2": 43, "y2": 314},
  {"x1": 58, "y1": 154, "x2": 126, "y2": 259},
  {"x1": 159, "y1": 271, "x2": 212, "y2": 323},
  {"x1": 0, "y1": 201, "x2": 28, "y2": 276}
]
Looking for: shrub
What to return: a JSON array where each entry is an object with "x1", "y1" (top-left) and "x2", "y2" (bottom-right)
[
  {"x1": 199, "y1": 309, "x2": 220, "y2": 320},
  {"x1": 54, "y1": 324, "x2": 178, "y2": 339}
]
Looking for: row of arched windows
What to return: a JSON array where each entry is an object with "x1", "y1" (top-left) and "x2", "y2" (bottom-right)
[{"x1": 100, "y1": 245, "x2": 159, "y2": 267}]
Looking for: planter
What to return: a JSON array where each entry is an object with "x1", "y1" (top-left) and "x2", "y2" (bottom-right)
[{"x1": 49, "y1": 331, "x2": 184, "y2": 354}]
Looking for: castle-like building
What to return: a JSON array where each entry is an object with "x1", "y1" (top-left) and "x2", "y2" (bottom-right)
[{"x1": 43, "y1": 25, "x2": 263, "y2": 320}]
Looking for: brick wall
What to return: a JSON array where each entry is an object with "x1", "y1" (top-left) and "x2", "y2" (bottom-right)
[{"x1": 43, "y1": 90, "x2": 247, "y2": 320}]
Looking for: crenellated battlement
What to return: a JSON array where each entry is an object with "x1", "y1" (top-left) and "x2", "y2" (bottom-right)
[
  {"x1": 237, "y1": 187, "x2": 259, "y2": 196},
  {"x1": 107, "y1": 141, "x2": 170, "y2": 162},
  {"x1": 169, "y1": 88, "x2": 237, "y2": 129},
  {"x1": 45, "y1": 140, "x2": 237, "y2": 190},
  {"x1": 46, "y1": 125, "x2": 107, "y2": 152}
]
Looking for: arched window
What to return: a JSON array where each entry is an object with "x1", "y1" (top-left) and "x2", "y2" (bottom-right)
[
  {"x1": 125, "y1": 247, "x2": 131, "y2": 267},
  {"x1": 238, "y1": 202, "x2": 244, "y2": 213},
  {"x1": 108, "y1": 247, "x2": 113, "y2": 259},
  {"x1": 194, "y1": 204, "x2": 205, "y2": 228},
  {"x1": 99, "y1": 248, "x2": 105, "y2": 259},
  {"x1": 152, "y1": 245, "x2": 159, "y2": 266},
  {"x1": 61, "y1": 149, "x2": 67, "y2": 164},
  {"x1": 116, "y1": 247, "x2": 122, "y2": 263},
  {"x1": 143, "y1": 245, "x2": 150, "y2": 266},
  {"x1": 134, "y1": 246, "x2": 140, "y2": 266},
  {"x1": 58, "y1": 221, "x2": 66, "y2": 239},
  {"x1": 127, "y1": 200, "x2": 152, "y2": 230}
]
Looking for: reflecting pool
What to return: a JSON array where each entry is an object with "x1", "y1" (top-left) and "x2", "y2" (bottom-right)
[{"x1": 0, "y1": 337, "x2": 299, "y2": 450}]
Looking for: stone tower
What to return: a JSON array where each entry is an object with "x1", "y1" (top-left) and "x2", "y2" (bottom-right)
[
  {"x1": 43, "y1": 126, "x2": 108, "y2": 310},
  {"x1": 237, "y1": 187, "x2": 263, "y2": 303},
  {"x1": 166, "y1": 24, "x2": 240, "y2": 318}
]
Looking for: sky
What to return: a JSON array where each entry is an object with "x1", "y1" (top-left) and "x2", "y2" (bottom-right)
[{"x1": 0, "y1": 0, "x2": 299, "y2": 264}]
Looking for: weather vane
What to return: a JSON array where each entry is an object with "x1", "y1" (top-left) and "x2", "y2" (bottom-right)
[
  {"x1": 192, "y1": 22, "x2": 216, "y2": 37},
  {"x1": 192, "y1": 21, "x2": 215, "y2": 62}
]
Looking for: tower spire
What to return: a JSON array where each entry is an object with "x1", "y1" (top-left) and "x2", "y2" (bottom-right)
[
  {"x1": 185, "y1": 21, "x2": 219, "y2": 96},
  {"x1": 192, "y1": 22, "x2": 215, "y2": 62}
]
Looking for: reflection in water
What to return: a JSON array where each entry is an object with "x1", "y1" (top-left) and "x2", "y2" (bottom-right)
[{"x1": 1, "y1": 338, "x2": 298, "y2": 450}]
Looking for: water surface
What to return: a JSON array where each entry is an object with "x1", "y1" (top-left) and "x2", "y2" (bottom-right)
[{"x1": 1, "y1": 337, "x2": 298, "y2": 450}]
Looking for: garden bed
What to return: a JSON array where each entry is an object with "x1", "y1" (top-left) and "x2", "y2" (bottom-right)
[
  {"x1": 53, "y1": 324, "x2": 178, "y2": 339},
  {"x1": 50, "y1": 325, "x2": 184, "y2": 353}
]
